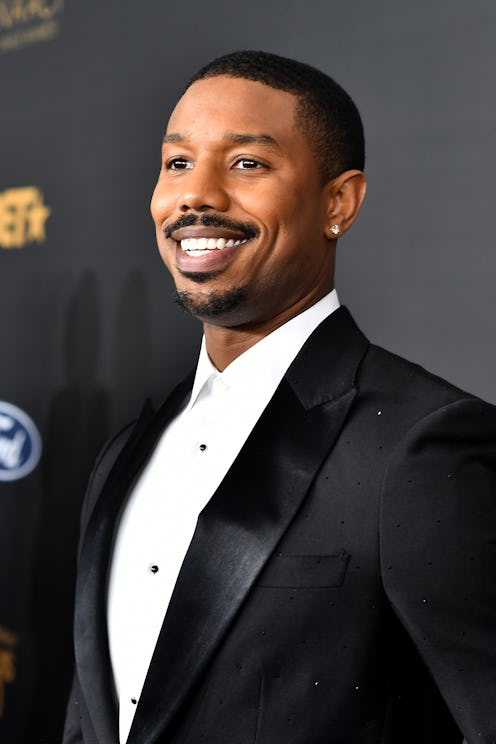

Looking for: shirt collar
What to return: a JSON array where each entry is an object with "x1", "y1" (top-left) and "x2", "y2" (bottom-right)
[{"x1": 186, "y1": 289, "x2": 340, "y2": 411}]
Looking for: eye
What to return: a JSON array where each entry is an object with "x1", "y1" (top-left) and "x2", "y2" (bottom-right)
[
  {"x1": 166, "y1": 158, "x2": 193, "y2": 171},
  {"x1": 233, "y1": 158, "x2": 263, "y2": 170}
]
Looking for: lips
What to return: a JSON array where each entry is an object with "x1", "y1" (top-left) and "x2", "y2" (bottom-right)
[
  {"x1": 164, "y1": 217, "x2": 258, "y2": 274},
  {"x1": 172, "y1": 224, "x2": 249, "y2": 240}
]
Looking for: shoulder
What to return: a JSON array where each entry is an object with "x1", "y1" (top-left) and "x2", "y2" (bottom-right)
[
  {"x1": 78, "y1": 420, "x2": 136, "y2": 537},
  {"x1": 360, "y1": 343, "x2": 496, "y2": 506},
  {"x1": 77, "y1": 372, "x2": 195, "y2": 539},
  {"x1": 361, "y1": 342, "x2": 481, "y2": 406},
  {"x1": 350, "y1": 342, "x2": 496, "y2": 556},
  {"x1": 353, "y1": 342, "x2": 495, "y2": 440}
]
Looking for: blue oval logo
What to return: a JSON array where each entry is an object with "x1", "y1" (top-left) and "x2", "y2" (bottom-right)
[{"x1": 0, "y1": 402, "x2": 42, "y2": 482}]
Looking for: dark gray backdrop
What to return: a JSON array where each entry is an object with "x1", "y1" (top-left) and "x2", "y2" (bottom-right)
[{"x1": 0, "y1": 1, "x2": 494, "y2": 741}]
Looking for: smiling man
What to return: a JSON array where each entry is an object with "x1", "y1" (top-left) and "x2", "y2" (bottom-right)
[
  {"x1": 154, "y1": 70, "x2": 365, "y2": 368},
  {"x1": 64, "y1": 51, "x2": 496, "y2": 744}
]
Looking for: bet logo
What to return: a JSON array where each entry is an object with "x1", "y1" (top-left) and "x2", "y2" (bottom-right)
[
  {"x1": 0, "y1": 186, "x2": 51, "y2": 250},
  {"x1": 0, "y1": 402, "x2": 42, "y2": 481}
]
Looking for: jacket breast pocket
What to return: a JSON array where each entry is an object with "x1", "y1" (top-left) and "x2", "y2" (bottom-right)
[{"x1": 256, "y1": 550, "x2": 350, "y2": 589}]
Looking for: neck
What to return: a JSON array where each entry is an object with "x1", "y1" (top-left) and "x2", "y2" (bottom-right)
[{"x1": 203, "y1": 286, "x2": 334, "y2": 371}]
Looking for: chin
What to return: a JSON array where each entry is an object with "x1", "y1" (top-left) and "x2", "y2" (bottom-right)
[{"x1": 173, "y1": 285, "x2": 248, "y2": 323}]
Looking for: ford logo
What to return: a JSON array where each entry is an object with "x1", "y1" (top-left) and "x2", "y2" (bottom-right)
[{"x1": 0, "y1": 401, "x2": 42, "y2": 482}]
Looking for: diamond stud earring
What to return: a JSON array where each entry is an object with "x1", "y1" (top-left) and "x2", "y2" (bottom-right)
[{"x1": 330, "y1": 224, "x2": 340, "y2": 236}]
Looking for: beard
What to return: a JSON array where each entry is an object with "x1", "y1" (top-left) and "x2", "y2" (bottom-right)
[{"x1": 173, "y1": 285, "x2": 248, "y2": 321}]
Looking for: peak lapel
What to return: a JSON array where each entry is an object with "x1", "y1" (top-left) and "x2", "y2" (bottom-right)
[
  {"x1": 74, "y1": 375, "x2": 194, "y2": 744},
  {"x1": 129, "y1": 307, "x2": 369, "y2": 744}
]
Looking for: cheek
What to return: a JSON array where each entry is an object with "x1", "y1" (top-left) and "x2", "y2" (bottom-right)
[
  {"x1": 150, "y1": 181, "x2": 173, "y2": 225},
  {"x1": 157, "y1": 242, "x2": 176, "y2": 277},
  {"x1": 237, "y1": 177, "x2": 293, "y2": 215},
  {"x1": 150, "y1": 193, "x2": 161, "y2": 225},
  {"x1": 153, "y1": 221, "x2": 174, "y2": 273},
  {"x1": 255, "y1": 181, "x2": 316, "y2": 231}
]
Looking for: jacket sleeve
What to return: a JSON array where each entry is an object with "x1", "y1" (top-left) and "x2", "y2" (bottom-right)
[
  {"x1": 77, "y1": 420, "x2": 136, "y2": 543},
  {"x1": 62, "y1": 671, "x2": 83, "y2": 744},
  {"x1": 61, "y1": 422, "x2": 135, "y2": 743},
  {"x1": 381, "y1": 397, "x2": 496, "y2": 743}
]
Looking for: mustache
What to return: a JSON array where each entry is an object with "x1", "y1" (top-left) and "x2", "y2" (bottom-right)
[{"x1": 164, "y1": 213, "x2": 259, "y2": 240}]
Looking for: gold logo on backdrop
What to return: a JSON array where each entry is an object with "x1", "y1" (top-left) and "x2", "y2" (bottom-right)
[
  {"x1": 0, "y1": 626, "x2": 18, "y2": 718},
  {"x1": 0, "y1": 186, "x2": 51, "y2": 249},
  {"x1": 0, "y1": 0, "x2": 64, "y2": 53}
]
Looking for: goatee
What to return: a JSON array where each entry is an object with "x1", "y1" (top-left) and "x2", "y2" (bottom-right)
[{"x1": 173, "y1": 286, "x2": 248, "y2": 320}]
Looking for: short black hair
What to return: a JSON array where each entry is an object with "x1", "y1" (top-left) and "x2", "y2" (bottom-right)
[{"x1": 187, "y1": 50, "x2": 365, "y2": 182}]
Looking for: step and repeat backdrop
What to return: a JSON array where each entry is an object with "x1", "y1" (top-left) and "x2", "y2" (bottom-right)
[{"x1": 1, "y1": 1, "x2": 495, "y2": 741}]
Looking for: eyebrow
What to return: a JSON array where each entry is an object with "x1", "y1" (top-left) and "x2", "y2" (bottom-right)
[
  {"x1": 162, "y1": 131, "x2": 280, "y2": 149},
  {"x1": 162, "y1": 133, "x2": 183, "y2": 143},
  {"x1": 224, "y1": 131, "x2": 280, "y2": 148}
]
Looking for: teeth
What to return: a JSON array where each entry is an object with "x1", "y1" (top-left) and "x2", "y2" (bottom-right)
[{"x1": 180, "y1": 237, "x2": 248, "y2": 254}]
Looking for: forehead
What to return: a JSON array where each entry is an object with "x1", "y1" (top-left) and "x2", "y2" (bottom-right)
[{"x1": 166, "y1": 75, "x2": 301, "y2": 143}]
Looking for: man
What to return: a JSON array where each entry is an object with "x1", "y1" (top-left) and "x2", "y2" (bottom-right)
[{"x1": 63, "y1": 51, "x2": 496, "y2": 744}]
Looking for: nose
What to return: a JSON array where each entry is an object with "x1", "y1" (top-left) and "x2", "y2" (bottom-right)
[{"x1": 177, "y1": 163, "x2": 230, "y2": 213}]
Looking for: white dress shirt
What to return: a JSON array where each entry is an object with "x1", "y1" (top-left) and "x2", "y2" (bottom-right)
[{"x1": 107, "y1": 289, "x2": 340, "y2": 743}]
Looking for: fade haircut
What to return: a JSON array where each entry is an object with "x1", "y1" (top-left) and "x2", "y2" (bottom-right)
[{"x1": 186, "y1": 50, "x2": 365, "y2": 182}]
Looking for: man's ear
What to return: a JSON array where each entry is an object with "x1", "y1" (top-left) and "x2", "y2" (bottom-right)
[{"x1": 323, "y1": 170, "x2": 367, "y2": 239}]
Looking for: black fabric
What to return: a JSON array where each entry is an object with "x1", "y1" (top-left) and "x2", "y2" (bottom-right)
[{"x1": 64, "y1": 308, "x2": 496, "y2": 744}]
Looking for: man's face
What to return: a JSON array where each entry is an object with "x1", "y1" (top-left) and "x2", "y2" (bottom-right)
[{"x1": 151, "y1": 75, "x2": 335, "y2": 327}]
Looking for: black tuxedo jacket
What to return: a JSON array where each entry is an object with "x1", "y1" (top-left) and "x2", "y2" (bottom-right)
[{"x1": 63, "y1": 308, "x2": 496, "y2": 744}]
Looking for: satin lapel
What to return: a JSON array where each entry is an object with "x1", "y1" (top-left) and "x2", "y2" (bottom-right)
[
  {"x1": 129, "y1": 307, "x2": 369, "y2": 744},
  {"x1": 74, "y1": 374, "x2": 194, "y2": 744}
]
